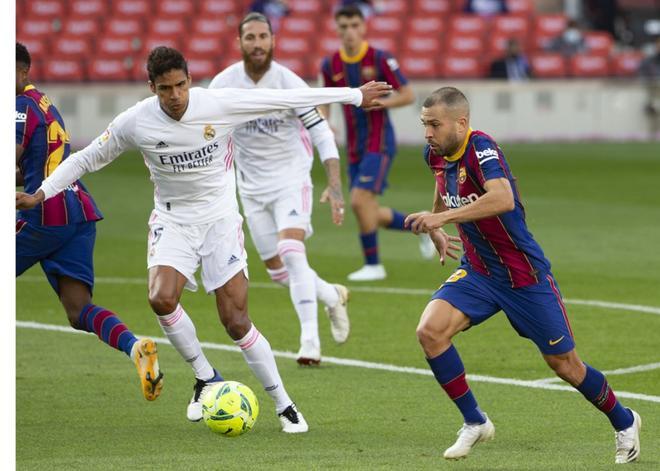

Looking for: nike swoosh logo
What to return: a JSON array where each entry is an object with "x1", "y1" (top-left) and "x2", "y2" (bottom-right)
[{"x1": 549, "y1": 336, "x2": 565, "y2": 346}]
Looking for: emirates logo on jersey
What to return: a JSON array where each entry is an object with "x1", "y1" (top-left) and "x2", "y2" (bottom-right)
[{"x1": 203, "y1": 125, "x2": 215, "y2": 141}]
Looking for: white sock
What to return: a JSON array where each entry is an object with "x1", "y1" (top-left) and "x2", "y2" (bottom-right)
[
  {"x1": 277, "y1": 239, "x2": 319, "y2": 347},
  {"x1": 314, "y1": 271, "x2": 339, "y2": 307},
  {"x1": 235, "y1": 324, "x2": 292, "y2": 413},
  {"x1": 157, "y1": 304, "x2": 215, "y2": 381},
  {"x1": 266, "y1": 266, "x2": 290, "y2": 287}
]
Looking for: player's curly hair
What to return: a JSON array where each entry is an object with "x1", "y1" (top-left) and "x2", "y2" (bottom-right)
[
  {"x1": 146, "y1": 46, "x2": 188, "y2": 83},
  {"x1": 239, "y1": 12, "x2": 272, "y2": 36},
  {"x1": 16, "y1": 42, "x2": 31, "y2": 69}
]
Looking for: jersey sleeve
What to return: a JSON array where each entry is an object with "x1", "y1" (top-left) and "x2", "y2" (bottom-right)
[
  {"x1": 471, "y1": 135, "x2": 507, "y2": 186},
  {"x1": 16, "y1": 97, "x2": 41, "y2": 148},
  {"x1": 39, "y1": 105, "x2": 138, "y2": 200},
  {"x1": 378, "y1": 51, "x2": 408, "y2": 90}
]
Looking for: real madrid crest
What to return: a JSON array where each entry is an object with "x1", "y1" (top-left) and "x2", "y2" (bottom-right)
[
  {"x1": 458, "y1": 166, "x2": 467, "y2": 184},
  {"x1": 203, "y1": 125, "x2": 215, "y2": 141}
]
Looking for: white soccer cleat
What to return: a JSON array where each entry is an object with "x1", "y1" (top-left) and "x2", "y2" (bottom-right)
[
  {"x1": 615, "y1": 409, "x2": 641, "y2": 464},
  {"x1": 347, "y1": 264, "x2": 386, "y2": 281},
  {"x1": 418, "y1": 233, "x2": 436, "y2": 260},
  {"x1": 186, "y1": 369, "x2": 223, "y2": 422},
  {"x1": 325, "y1": 284, "x2": 350, "y2": 344},
  {"x1": 443, "y1": 414, "x2": 495, "y2": 460},
  {"x1": 296, "y1": 341, "x2": 321, "y2": 366},
  {"x1": 278, "y1": 403, "x2": 309, "y2": 433}
]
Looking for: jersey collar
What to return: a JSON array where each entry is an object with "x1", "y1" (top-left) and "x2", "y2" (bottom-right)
[
  {"x1": 444, "y1": 128, "x2": 473, "y2": 162},
  {"x1": 23, "y1": 84, "x2": 35, "y2": 93},
  {"x1": 340, "y1": 41, "x2": 369, "y2": 64}
]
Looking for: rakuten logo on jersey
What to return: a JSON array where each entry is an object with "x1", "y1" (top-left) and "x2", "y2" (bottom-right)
[
  {"x1": 442, "y1": 193, "x2": 479, "y2": 208},
  {"x1": 476, "y1": 148, "x2": 498, "y2": 160},
  {"x1": 16, "y1": 111, "x2": 27, "y2": 122}
]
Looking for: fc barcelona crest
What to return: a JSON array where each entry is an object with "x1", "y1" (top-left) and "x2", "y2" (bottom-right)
[
  {"x1": 361, "y1": 66, "x2": 376, "y2": 80},
  {"x1": 203, "y1": 125, "x2": 215, "y2": 141},
  {"x1": 458, "y1": 166, "x2": 467, "y2": 184}
]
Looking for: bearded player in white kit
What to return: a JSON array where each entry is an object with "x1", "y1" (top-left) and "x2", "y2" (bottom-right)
[
  {"x1": 210, "y1": 13, "x2": 350, "y2": 365},
  {"x1": 16, "y1": 47, "x2": 391, "y2": 432}
]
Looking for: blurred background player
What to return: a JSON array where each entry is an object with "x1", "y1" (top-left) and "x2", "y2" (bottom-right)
[
  {"x1": 16, "y1": 46, "x2": 390, "y2": 432},
  {"x1": 14, "y1": 42, "x2": 162, "y2": 402},
  {"x1": 488, "y1": 39, "x2": 531, "y2": 81},
  {"x1": 320, "y1": 5, "x2": 434, "y2": 282},
  {"x1": 209, "y1": 13, "x2": 350, "y2": 366},
  {"x1": 407, "y1": 87, "x2": 641, "y2": 463}
]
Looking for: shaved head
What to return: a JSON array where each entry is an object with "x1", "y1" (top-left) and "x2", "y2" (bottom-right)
[
  {"x1": 420, "y1": 87, "x2": 471, "y2": 157},
  {"x1": 422, "y1": 87, "x2": 470, "y2": 120}
]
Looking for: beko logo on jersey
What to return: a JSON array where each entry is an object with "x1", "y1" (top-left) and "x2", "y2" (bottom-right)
[
  {"x1": 476, "y1": 148, "x2": 498, "y2": 160},
  {"x1": 442, "y1": 193, "x2": 479, "y2": 208},
  {"x1": 15, "y1": 111, "x2": 27, "y2": 122},
  {"x1": 159, "y1": 141, "x2": 219, "y2": 173}
]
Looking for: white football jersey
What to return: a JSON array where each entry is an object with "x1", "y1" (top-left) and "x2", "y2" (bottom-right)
[
  {"x1": 210, "y1": 61, "x2": 324, "y2": 197},
  {"x1": 39, "y1": 86, "x2": 362, "y2": 225}
]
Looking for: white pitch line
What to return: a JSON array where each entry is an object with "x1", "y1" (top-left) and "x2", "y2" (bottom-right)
[
  {"x1": 15, "y1": 320, "x2": 660, "y2": 404},
  {"x1": 17, "y1": 276, "x2": 660, "y2": 316},
  {"x1": 536, "y1": 361, "x2": 660, "y2": 384}
]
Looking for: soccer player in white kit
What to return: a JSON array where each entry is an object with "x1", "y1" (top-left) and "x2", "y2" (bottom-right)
[
  {"x1": 16, "y1": 47, "x2": 391, "y2": 432},
  {"x1": 209, "y1": 13, "x2": 350, "y2": 365}
]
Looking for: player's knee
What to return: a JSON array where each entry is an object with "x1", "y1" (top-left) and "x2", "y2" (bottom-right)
[
  {"x1": 222, "y1": 312, "x2": 251, "y2": 340},
  {"x1": 148, "y1": 291, "x2": 178, "y2": 315},
  {"x1": 416, "y1": 322, "x2": 450, "y2": 351}
]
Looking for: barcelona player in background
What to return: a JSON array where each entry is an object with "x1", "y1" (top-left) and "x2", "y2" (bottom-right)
[
  {"x1": 15, "y1": 42, "x2": 163, "y2": 402},
  {"x1": 406, "y1": 87, "x2": 641, "y2": 464},
  {"x1": 320, "y1": 5, "x2": 434, "y2": 282}
]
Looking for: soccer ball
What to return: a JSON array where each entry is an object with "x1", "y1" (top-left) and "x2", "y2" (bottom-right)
[{"x1": 201, "y1": 381, "x2": 259, "y2": 437}]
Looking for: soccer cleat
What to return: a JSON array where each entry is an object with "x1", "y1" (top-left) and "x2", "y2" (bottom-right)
[
  {"x1": 278, "y1": 403, "x2": 309, "y2": 433},
  {"x1": 615, "y1": 409, "x2": 641, "y2": 464},
  {"x1": 186, "y1": 369, "x2": 223, "y2": 422},
  {"x1": 296, "y1": 341, "x2": 321, "y2": 366},
  {"x1": 418, "y1": 233, "x2": 436, "y2": 260},
  {"x1": 347, "y1": 264, "x2": 386, "y2": 281},
  {"x1": 324, "y1": 284, "x2": 350, "y2": 344},
  {"x1": 133, "y1": 338, "x2": 163, "y2": 401},
  {"x1": 443, "y1": 414, "x2": 495, "y2": 460}
]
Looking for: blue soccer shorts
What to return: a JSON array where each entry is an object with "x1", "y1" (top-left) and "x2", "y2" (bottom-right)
[
  {"x1": 431, "y1": 266, "x2": 575, "y2": 355},
  {"x1": 348, "y1": 152, "x2": 393, "y2": 195},
  {"x1": 16, "y1": 219, "x2": 96, "y2": 294}
]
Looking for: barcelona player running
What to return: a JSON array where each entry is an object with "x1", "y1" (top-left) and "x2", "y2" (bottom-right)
[
  {"x1": 320, "y1": 5, "x2": 435, "y2": 282},
  {"x1": 406, "y1": 87, "x2": 641, "y2": 463},
  {"x1": 15, "y1": 43, "x2": 163, "y2": 401}
]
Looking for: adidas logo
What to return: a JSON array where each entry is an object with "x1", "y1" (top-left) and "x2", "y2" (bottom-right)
[
  {"x1": 288, "y1": 209, "x2": 299, "y2": 216},
  {"x1": 156, "y1": 141, "x2": 168, "y2": 149},
  {"x1": 228, "y1": 255, "x2": 239, "y2": 264}
]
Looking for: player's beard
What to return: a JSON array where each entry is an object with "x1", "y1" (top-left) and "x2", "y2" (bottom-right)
[
  {"x1": 435, "y1": 134, "x2": 461, "y2": 157},
  {"x1": 243, "y1": 47, "x2": 273, "y2": 77}
]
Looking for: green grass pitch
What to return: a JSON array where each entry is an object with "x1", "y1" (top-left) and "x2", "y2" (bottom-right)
[{"x1": 16, "y1": 143, "x2": 660, "y2": 469}]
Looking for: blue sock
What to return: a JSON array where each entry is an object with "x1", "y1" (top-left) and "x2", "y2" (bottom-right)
[
  {"x1": 359, "y1": 231, "x2": 379, "y2": 265},
  {"x1": 78, "y1": 304, "x2": 137, "y2": 357},
  {"x1": 576, "y1": 363, "x2": 634, "y2": 431},
  {"x1": 386, "y1": 210, "x2": 409, "y2": 231},
  {"x1": 427, "y1": 345, "x2": 485, "y2": 424}
]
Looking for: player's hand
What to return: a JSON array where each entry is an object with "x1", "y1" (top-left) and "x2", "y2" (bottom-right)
[
  {"x1": 320, "y1": 185, "x2": 345, "y2": 226},
  {"x1": 16, "y1": 190, "x2": 44, "y2": 210},
  {"x1": 362, "y1": 99, "x2": 386, "y2": 112},
  {"x1": 358, "y1": 81, "x2": 392, "y2": 109},
  {"x1": 430, "y1": 229, "x2": 462, "y2": 265},
  {"x1": 404, "y1": 211, "x2": 447, "y2": 234}
]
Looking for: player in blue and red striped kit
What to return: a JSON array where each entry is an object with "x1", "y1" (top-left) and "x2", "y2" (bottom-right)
[
  {"x1": 406, "y1": 87, "x2": 641, "y2": 464},
  {"x1": 15, "y1": 42, "x2": 162, "y2": 401},
  {"x1": 320, "y1": 5, "x2": 432, "y2": 281}
]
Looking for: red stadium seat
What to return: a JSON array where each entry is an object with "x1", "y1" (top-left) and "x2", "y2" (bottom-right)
[
  {"x1": 492, "y1": 15, "x2": 530, "y2": 37},
  {"x1": 199, "y1": 0, "x2": 238, "y2": 16},
  {"x1": 219, "y1": 45, "x2": 243, "y2": 70},
  {"x1": 531, "y1": 31, "x2": 557, "y2": 51},
  {"x1": 26, "y1": 0, "x2": 65, "y2": 18},
  {"x1": 51, "y1": 36, "x2": 93, "y2": 60},
  {"x1": 368, "y1": 16, "x2": 404, "y2": 35},
  {"x1": 318, "y1": 35, "x2": 341, "y2": 57},
  {"x1": 287, "y1": 0, "x2": 324, "y2": 15},
  {"x1": 449, "y1": 15, "x2": 487, "y2": 36},
  {"x1": 19, "y1": 19, "x2": 56, "y2": 39},
  {"x1": 97, "y1": 36, "x2": 136, "y2": 59},
  {"x1": 529, "y1": 53, "x2": 566, "y2": 78},
  {"x1": 62, "y1": 18, "x2": 98, "y2": 37},
  {"x1": 184, "y1": 35, "x2": 224, "y2": 57},
  {"x1": 569, "y1": 54, "x2": 610, "y2": 77},
  {"x1": 276, "y1": 57, "x2": 311, "y2": 79},
  {"x1": 16, "y1": 37, "x2": 49, "y2": 61},
  {"x1": 280, "y1": 17, "x2": 317, "y2": 36},
  {"x1": 186, "y1": 58, "x2": 219, "y2": 80},
  {"x1": 584, "y1": 31, "x2": 614, "y2": 56},
  {"x1": 87, "y1": 58, "x2": 131, "y2": 81},
  {"x1": 445, "y1": 35, "x2": 484, "y2": 55},
  {"x1": 277, "y1": 35, "x2": 314, "y2": 56},
  {"x1": 400, "y1": 55, "x2": 437, "y2": 79},
  {"x1": 534, "y1": 14, "x2": 567, "y2": 37},
  {"x1": 412, "y1": 0, "x2": 452, "y2": 15},
  {"x1": 507, "y1": 0, "x2": 534, "y2": 15},
  {"x1": 192, "y1": 18, "x2": 231, "y2": 37},
  {"x1": 368, "y1": 36, "x2": 399, "y2": 54},
  {"x1": 141, "y1": 35, "x2": 181, "y2": 54},
  {"x1": 380, "y1": 0, "x2": 409, "y2": 15},
  {"x1": 106, "y1": 19, "x2": 144, "y2": 37},
  {"x1": 407, "y1": 16, "x2": 445, "y2": 35},
  {"x1": 149, "y1": 18, "x2": 188, "y2": 36},
  {"x1": 112, "y1": 0, "x2": 152, "y2": 19},
  {"x1": 322, "y1": 17, "x2": 337, "y2": 34},
  {"x1": 156, "y1": 0, "x2": 195, "y2": 16},
  {"x1": 69, "y1": 0, "x2": 107, "y2": 17},
  {"x1": 440, "y1": 56, "x2": 483, "y2": 78},
  {"x1": 403, "y1": 35, "x2": 442, "y2": 55},
  {"x1": 42, "y1": 58, "x2": 85, "y2": 82},
  {"x1": 611, "y1": 52, "x2": 643, "y2": 76}
]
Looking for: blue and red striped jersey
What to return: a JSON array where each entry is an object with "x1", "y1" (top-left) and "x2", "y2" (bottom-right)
[
  {"x1": 321, "y1": 42, "x2": 407, "y2": 164},
  {"x1": 16, "y1": 84, "x2": 102, "y2": 226},
  {"x1": 424, "y1": 130, "x2": 551, "y2": 288}
]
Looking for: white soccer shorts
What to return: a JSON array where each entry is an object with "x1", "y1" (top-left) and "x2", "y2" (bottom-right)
[
  {"x1": 240, "y1": 180, "x2": 314, "y2": 261},
  {"x1": 146, "y1": 210, "x2": 248, "y2": 293}
]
